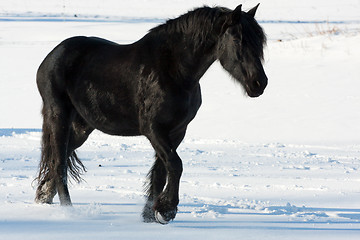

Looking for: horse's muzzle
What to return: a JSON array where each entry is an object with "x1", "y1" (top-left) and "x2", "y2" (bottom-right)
[{"x1": 246, "y1": 75, "x2": 268, "y2": 98}]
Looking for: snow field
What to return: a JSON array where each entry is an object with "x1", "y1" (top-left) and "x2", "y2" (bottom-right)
[
  {"x1": 1, "y1": 131, "x2": 360, "y2": 239},
  {"x1": 1, "y1": 0, "x2": 360, "y2": 239}
]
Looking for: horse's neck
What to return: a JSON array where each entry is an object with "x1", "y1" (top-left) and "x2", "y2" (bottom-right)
[
  {"x1": 170, "y1": 33, "x2": 218, "y2": 83},
  {"x1": 138, "y1": 27, "x2": 218, "y2": 88}
]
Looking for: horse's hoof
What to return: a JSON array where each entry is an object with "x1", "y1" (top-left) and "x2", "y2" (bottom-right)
[
  {"x1": 155, "y1": 211, "x2": 169, "y2": 224},
  {"x1": 154, "y1": 209, "x2": 177, "y2": 224}
]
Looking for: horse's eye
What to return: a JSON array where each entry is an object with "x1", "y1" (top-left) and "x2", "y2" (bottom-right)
[{"x1": 233, "y1": 39, "x2": 240, "y2": 45}]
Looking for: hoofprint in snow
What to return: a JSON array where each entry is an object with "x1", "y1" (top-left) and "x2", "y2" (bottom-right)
[{"x1": 1, "y1": 131, "x2": 360, "y2": 239}]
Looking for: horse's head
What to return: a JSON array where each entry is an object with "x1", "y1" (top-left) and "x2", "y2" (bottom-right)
[{"x1": 217, "y1": 4, "x2": 267, "y2": 97}]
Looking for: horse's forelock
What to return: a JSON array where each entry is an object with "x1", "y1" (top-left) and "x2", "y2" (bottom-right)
[{"x1": 240, "y1": 15, "x2": 267, "y2": 60}]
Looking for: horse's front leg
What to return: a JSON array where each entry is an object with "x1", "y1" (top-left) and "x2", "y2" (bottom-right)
[
  {"x1": 147, "y1": 130, "x2": 184, "y2": 224},
  {"x1": 153, "y1": 150, "x2": 182, "y2": 224},
  {"x1": 142, "y1": 154, "x2": 167, "y2": 222}
]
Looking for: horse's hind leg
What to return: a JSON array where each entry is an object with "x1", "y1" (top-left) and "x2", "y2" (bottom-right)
[
  {"x1": 36, "y1": 109, "x2": 93, "y2": 205},
  {"x1": 35, "y1": 100, "x2": 73, "y2": 206},
  {"x1": 35, "y1": 114, "x2": 56, "y2": 204}
]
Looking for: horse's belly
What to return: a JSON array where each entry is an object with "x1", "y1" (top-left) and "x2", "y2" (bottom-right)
[
  {"x1": 71, "y1": 97, "x2": 141, "y2": 136},
  {"x1": 94, "y1": 114, "x2": 140, "y2": 136},
  {"x1": 97, "y1": 122, "x2": 141, "y2": 137}
]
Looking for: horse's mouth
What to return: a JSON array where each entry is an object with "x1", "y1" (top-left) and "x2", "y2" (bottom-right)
[
  {"x1": 245, "y1": 76, "x2": 267, "y2": 98},
  {"x1": 247, "y1": 91, "x2": 263, "y2": 98},
  {"x1": 245, "y1": 85, "x2": 264, "y2": 98}
]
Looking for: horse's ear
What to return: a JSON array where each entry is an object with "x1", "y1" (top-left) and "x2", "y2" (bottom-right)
[
  {"x1": 231, "y1": 4, "x2": 242, "y2": 24},
  {"x1": 247, "y1": 3, "x2": 260, "y2": 18},
  {"x1": 217, "y1": 4, "x2": 242, "y2": 35}
]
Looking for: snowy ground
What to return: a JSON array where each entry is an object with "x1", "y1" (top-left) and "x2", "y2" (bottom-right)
[
  {"x1": 1, "y1": 131, "x2": 360, "y2": 239},
  {"x1": 1, "y1": 1, "x2": 360, "y2": 239}
]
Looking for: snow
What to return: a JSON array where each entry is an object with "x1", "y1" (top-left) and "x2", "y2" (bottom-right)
[
  {"x1": 1, "y1": 0, "x2": 360, "y2": 239},
  {"x1": 1, "y1": 132, "x2": 360, "y2": 239}
]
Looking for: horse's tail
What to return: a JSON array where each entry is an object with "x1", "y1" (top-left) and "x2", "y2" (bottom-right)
[
  {"x1": 36, "y1": 107, "x2": 86, "y2": 185},
  {"x1": 67, "y1": 151, "x2": 86, "y2": 183},
  {"x1": 36, "y1": 114, "x2": 55, "y2": 185}
]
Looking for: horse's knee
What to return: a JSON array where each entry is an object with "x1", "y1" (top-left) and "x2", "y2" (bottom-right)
[
  {"x1": 147, "y1": 156, "x2": 167, "y2": 196},
  {"x1": 166, "y1": 151, "x2": 183, "y2": 178}
]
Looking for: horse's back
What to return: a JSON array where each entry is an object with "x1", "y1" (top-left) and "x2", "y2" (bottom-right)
[
  {"x1": 38, "y1": 36, "x2": 116, "y2": 80},
  {"x1": 59, "y1": 36, "x2": 119, "y2": 53},
  {"x1": 39, "y1": 36, "x2": 119, "y2": 69},
  {"x1": 37, "y1": 36, "x2": 126, "y2": 94}
]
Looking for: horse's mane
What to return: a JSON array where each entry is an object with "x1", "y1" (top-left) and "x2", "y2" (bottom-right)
[
  {"x1": 149, "y1": 6, "x2": 266, "y2": 58},
  {"x1": 150, "y1": 6, "x2": 229, "y2": 34},
  {"x1": 149, "y1": 6, "x2": 229, "y2": 49}
]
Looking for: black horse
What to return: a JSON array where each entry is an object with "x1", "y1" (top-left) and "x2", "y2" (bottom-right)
[{"x1": 35, "y1": 4, "x2": 267, "y2": 224}]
